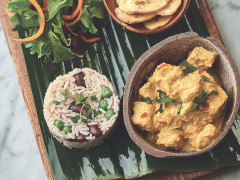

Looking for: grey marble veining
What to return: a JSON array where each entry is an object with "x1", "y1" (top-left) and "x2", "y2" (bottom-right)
[
  {"x1": 208, "y1": 0, "x2": 240, "y2": 72},
  {"x1": 0, "y1": 0, "x2": 240, "y2": 179},
  {"x1": 0, "y1": 24, "x2": 46, "y2": 179}
]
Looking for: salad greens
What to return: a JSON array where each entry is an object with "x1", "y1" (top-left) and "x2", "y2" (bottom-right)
[{"x1": 6, "y1": 0, "x2": 105, "y2": 63}]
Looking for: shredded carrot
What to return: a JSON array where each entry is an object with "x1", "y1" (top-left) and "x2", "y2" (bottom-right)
[
  {"x1": 78, "y1": 31, "x2": 101, "y2": 43},
  {"x1": 15, "y1": 0, "x2": 45, "y2": 42},
  {"x1": 65, "y1": 8, "x2": 83, "y2": 26},
  {"x1": 65, "y1": 24, "x2": 80, "y2": 37},
  {"x1": 61, "y1": 0, "x2": 83, "y2": 21},
  {"x1": 42, "y1": 0, "x2": 48, "y2": 11},
  {"x1": 80, "y1": 34, "x2": 101, "y2": 43}
]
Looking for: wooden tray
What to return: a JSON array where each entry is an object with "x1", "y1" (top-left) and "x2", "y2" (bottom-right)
[{"x1": 0, "y1": 0, "x2": 237, "y2": 179}]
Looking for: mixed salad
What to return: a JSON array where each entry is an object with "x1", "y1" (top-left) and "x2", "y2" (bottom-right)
[{"x1": 6, "y1": 0, "x2": 105, "y2": 63}]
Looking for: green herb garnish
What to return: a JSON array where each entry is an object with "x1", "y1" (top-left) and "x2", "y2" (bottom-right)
[
  {"x1": 155, "y1": 90, "x2": 176, "y2": 114},
  {"x1": 140, "y1": 97, "x2": 151, "y2": 104},
  {"x1": 74, "y1": 116, "x2": 80, "y2": 123},
  {"x1": 190, "y1": 105, "x2": 199, "y2": 111},
  {"x1": 154, "y1": 96, "x2": 161, "y2": 103},
  {"x1": 155, "y1": 103, "x2": 163, "y2": 114},
  {"x1": 177, "y1": 101, "x2": 182, "y2": 115},
  {"x1": 157, "y1": 90, "x2": 165, "y2": 98},
  {"x1": 171, "y1": 126, "x2": 183, "y2": 131},
  {"x1": 84, "y1": 103, "x2": 91, "y2": 110},
  {"x1": 160, "y1": 96, "x2": 175, "y2": 105},
  {"x1": 61, "y1": 90, "x2": 71, "y2": 97},
  {"x1": 182, "y1": 60, "x2": 199, "y2": 74},
  {"x1": 208, "y1": 90, "x2": 218, "y2": 96},
  {"x1": 202, "y1": 75, "x2": 211, "y2": 82},
  {"x1": 80, "y1": 116, "x2": 88, "y2": 123},
  {"x1": 193, "y1": 90, "x2": 208, "y2": 104},
  {"x1": 93, "y1": 110, "x2": 102, "y2": 117},
  {"x1": 74, "y1": 115, "x2": 87, "y2": 123},
  {"x1": 75, "y1": 93, "x2": 87, "y2": 105},
  {"x1": 54, "y1": 101, "x2": 60, "y2": 105},
  {"x1": 90, "y1": 96, "x2": 99, "y2": 102}
]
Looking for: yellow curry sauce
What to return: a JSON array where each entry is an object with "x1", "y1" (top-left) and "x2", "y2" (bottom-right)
[{"x1": 132, "y1": 47, "x2": 228, "y2": 151}]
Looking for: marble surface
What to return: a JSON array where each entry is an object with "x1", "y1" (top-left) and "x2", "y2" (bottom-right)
[{"x1": 0, "y1": 0, "x2": 240, "y2": 179}]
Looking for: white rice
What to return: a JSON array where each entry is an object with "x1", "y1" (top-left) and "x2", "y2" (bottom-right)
[{"x1": 43, "y1": 68, "x2": 120, "y2": 148}]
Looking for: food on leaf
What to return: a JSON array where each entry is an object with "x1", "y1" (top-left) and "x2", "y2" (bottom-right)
[
  {"x1": 131, "y1": 47, "x2": 228, "y2": 151},
  {"x1": 116, "y1": 0, "x2": 182, "y2": 30},
  {"x1": 7, "y1": 0, "x2": 105, "y2": 63},
  {"x1": 43, "y1": 68, "x2": 120, "y2": 148},
  {"x1": 157, "y1": 0, "x2": 182, "y2": 16}
]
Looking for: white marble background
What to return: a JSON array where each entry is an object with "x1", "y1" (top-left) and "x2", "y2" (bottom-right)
[{"x1": 0, "y1": 0, "x2": 240, "y2": 179}]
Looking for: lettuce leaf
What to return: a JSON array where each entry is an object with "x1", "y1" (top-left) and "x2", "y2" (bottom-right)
[
  {"x1": 23, "y1": 12, "x2": 82, "y2": 62},
  {"x1": 7, "y1": 0, "x2": 40, "y2": 28},
  {"x1": 6, "y1": 0, "x2": 104, "y2": 63},
  {"x1": 80, "y1": 0, "x2": 104, "y2": 34},
  {"x1": 47, "y1": 0, "x2": 73, "y2": 20}
]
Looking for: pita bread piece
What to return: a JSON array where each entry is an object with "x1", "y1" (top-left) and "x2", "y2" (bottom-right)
[
  {"x1": 119, "y1": 0, "x2": 135, "y2": 14},
  {"x1": 115, "y1": 7, "x2": 157, "y2": 24},
  {"x1": 125, "y1": 0, "x2": 170, "y2": 14},
  {"x1": 143, "y1": 15, "x2": 173, "y2": 30},
  {"x1": 158, "y1": 0, "x2": 182, "y2": 16},
  {"x1": 116, "y1": 0, "x2": 121, "y2": 6}
]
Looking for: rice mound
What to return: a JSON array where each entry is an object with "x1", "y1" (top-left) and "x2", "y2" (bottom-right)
[{"x1": 43, "y1": 68, "x2": 120, "y2": 148}]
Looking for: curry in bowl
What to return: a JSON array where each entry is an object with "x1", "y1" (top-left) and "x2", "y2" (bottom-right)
[{"x1": 132, "y1": 47, "x2": 228, "y2": 151}]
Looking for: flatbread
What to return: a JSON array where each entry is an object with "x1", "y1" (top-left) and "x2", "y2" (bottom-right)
[
  {"x1": 115, "y1": 7, "x2": 157, "y2": 24},
  {"x1": 125, "y1": 0, "x2": 170, "y2": 14},
  {"x1": 116, "y1": 0, "x2": 121, "y2": 6},
  {"x1": 119, "y1": 0, "x2": 135, "y2": 14},
  {"x1": 157, "y1": 0, "x2": 182, "y2": 16},
  {"x1": 143, "y1": 15, "x2": 173, "y2": 30}
]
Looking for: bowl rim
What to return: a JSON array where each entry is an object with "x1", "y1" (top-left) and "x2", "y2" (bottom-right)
[
  {"x1": 123, "y1": 31, "x2": 240, "y2": 158},
  {"x1": 103, "y1": 0, "x2": 191, "y2": 34}
]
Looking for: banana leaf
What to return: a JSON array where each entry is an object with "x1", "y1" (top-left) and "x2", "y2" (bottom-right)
[{"x1": 17, "y1": 0, "x2": 240, "y2": 179}]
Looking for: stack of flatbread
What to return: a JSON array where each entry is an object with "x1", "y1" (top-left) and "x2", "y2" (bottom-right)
[{"x1": 115, "y1": 0, "x2": 182, "y2": 30}]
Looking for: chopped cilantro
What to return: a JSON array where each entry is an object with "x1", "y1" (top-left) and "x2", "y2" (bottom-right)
[
  {"x1": 202, "y1": 75, "x2": 211, "y2": 82},
  {"x1": 75, "y1": 115, "x2": 87, "y2": 123},
  {"x1": 140, "y1": 97, "x2": 151, "y2": 104},
  {"x1": 74, "y1": 116, "x2": 80, "y2": 123},
  {"x1": 182, "y1": 60, "x2": 199, "y2": 74},
  {"x1": 155, "y1": 104, "x2": 163, "y2": 114},
  {"x1": 61, "y1": 90, "x2": 71, "y2": 97},
  {"x1": 160, "y1": 96, "x2": 175, "y2": 105},
  {"x1": 190, "y1": 105, "x2": 199, "y2": 111},
  {"x1": 155, "y1": 90, "x2": 176, "y2": 114},
  {"x1": 54, "y1": 101, "x2": 60, "y2": 105},
  {"x1": 155, "y1": 97, "x2": 161, "y2": 103},
  {"x1": 208, "y1": 90, "x2": 218, "y2": 96},
  {"x1": 81, "y1": 116, "x2": 88, "y2": 123},
  {"x1": 93, "y1": 110, "x2": 102, "y2": 117},
  {"x1": 177, "y1": 101, "x2": 182, "y2": 115},
  {"x1": 157, "y1": 90, "x2": 165, "y2": 98},
  {"x1": 84, "y1": 103, "x2": 91, "y2": 110},
  {"x1": 193, "y1": 90, "x2": 208, "y2": 104},
  {"x1": 90, "y1": 96, "x2": 99, "y2": 102},
  {"x1": 75, "y1": 93, "x2": 87, "y2": 105},
  {"x1": 171, "y1": 126, "x2": 183, "y2": 131}
]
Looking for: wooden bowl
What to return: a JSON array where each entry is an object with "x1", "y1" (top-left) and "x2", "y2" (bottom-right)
[
  {"x1": 123, "y1": 32, "x2": 240, "y2": 158},
  {"x1": 103, "y1": 0, "x2": 190, "y2": 34}
]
